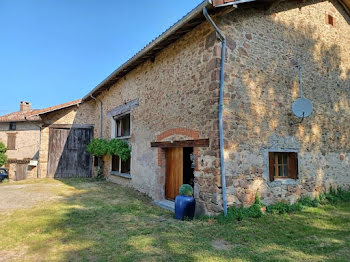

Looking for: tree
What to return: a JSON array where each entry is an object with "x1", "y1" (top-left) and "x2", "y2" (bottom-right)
[{"x1": 0, "y1": 142, "x2": 7, "y2": 167}]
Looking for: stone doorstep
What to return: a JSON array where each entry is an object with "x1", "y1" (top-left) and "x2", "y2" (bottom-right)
[{"x1": 153, "y1": 199, "x2": 175, "y2": 212}]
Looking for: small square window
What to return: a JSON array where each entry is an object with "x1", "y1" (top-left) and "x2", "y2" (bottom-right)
[
  {"x1": 115, "y1": 114, "x2": 130, "y2": 138},
  {"x1": 9, "y1": 122, "x2": 16, "y2": 131},
  {"x1": 268, "y1": 152, "x2": 298, "y2": 181},
  {"x1": 325, "y1": 14, "x2": 336, "y2": 27}
]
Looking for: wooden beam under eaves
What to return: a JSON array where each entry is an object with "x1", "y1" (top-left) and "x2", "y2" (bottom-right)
[{"x1": 151, "y1": 139, "x2": 210, "y2": 148}]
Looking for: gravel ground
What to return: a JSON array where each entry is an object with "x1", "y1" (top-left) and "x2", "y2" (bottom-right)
[{"x1": 0, "y1": 182, "x2": 64, "y2": 212}]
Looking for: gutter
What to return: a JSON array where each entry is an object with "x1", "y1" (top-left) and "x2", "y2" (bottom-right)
[
  {"x1": 203, "y1": 6, "x2": 228, "y2": 216},
  {"x1": 90, "y1": 95, "x2": 103, "y2": 138}
]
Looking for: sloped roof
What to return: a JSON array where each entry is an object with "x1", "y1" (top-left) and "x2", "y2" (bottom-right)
[
  {"x1": 82, "y1": 0, "x2": 212, "y2": 101},
  {"x1": 82, "y1": 0, "x2": 350, "y2": 102},
  {"x1": 29, "y1": 99, "x2": 82, "y2": 116},
  {"x1": 0, "y1": 110, "x2": 41, "y2": 123},
  {"x1": 0, "y1": 99, "x2": 82, "y2": 123}
]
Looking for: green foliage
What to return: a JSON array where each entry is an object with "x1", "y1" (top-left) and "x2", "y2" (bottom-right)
[
  {"x1": 254, "y1": 194, "x2": 263, "y2": 206},
  {"x1": 0, "y1": 142, "x2": 7, "y2": 167},
  {"x1": 217, "y1": 204, "x2": 264, "y2": 223},
  {"x1": 179, "y1": 184, "x2": 193, "y2": 196},
  {"x1": 318, "y1": 187, "x2": 350, "y2": 204},
  {"x1": 266, "y1": 202, "x2": 304, "y2": 214},
  {"x1": 94, "y1": 166, "x2": 104, "y2": 180},
  {"x1": 107, "y1": 139, "x2": 131, "y2": 161},
  {"x1": 85, "y1": 139, "x2": 108, "y2": 157},
  {"x1": 217, "y1": 195, "x2": 265, "y2": 223},
  {"x1": 86, "y1": 138, "x2": 131, "y2": 161},
  {"x1": 298, "y1": 196, "x2": 319, "y2": 207}
]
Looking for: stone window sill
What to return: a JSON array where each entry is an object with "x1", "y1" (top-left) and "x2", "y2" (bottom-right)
[
  {"x1": 115, "y1": 136, "x2": 131, "y2": 140},
  {"x1": 110, "y1": 172, "x2": 132, "y2": 179},
  {"x1": 272, "y1": 178, "x2": 298, "y2": 185}
]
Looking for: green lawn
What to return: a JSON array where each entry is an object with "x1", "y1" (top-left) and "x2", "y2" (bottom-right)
[{"x1": 0, "y1": 179, "x2": 349, "y2": 262}]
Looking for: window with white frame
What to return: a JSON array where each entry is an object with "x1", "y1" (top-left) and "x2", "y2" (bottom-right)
[
  {"x1": 111, "y1": 113, "x2": 131, "y2": 174},
  {"x1": 115, "y1": 114, "x2": 130, "y2": 138}
]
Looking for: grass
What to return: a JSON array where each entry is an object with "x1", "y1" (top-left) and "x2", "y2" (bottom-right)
[{"x1": 0, "y1": 179, "x2": 349, "y2": 261}]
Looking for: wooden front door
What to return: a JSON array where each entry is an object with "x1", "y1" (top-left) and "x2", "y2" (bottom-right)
[
  {"x1": 165, "y1": 148, "x2": 183, "y2": 200},
  {"x1": 48, "y1": 128, "x2": 93, "y2": 178}
]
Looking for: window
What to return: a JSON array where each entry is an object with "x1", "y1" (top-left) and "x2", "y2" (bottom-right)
[
  {"x1": 115, "y1": 114, "x2": 130, "y2": 138},
  {"x1": 7, "y1": 133, "x2": 16, "y2": 150},
  {"x1": 326, "y1": 14, "x2": 336, "y2": 27},
  {"x1": 111, "y1": 113, "x2": 131, "y2": 175},
  {"x1": 268, "y1": 152, "x2": 298, "y2": 181},
  {"x1": 111, "y1": 155, "x2": 130, "y2": 174},
  {"x1": 9, "y1": 122, "x2": 16, "y2": 131}
]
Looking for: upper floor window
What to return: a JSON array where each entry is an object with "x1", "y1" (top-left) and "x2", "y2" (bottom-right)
[
  {"x1": 115, "y1": 114, "x2": 130, "y2": 138},
  {"x1": 9, "y1": 122, "x2": 16, "y2": 131},
  {"x1": 7, "y1": 133, "x2": 16, "y2": 150},
  {"x1": 268, "y1": 152, "x2": 298, "y2": 181}
]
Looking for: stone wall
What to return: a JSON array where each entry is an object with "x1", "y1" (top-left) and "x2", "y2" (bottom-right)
[
  {"x1": 214, "y1": 0, "x2": 350, "y2": 207},
  {"x1": 86, "y1": 19, "x2": 223, "y2": 215},
  {"x1": 0, "y1": 122, "x2": 40, "y2": 180},
  {"x1": 26, "y1": 0, "x2": 350, "y2": 214},
  {"x1": 0, "y1": 122, "x2": 40, "y2": 160}
]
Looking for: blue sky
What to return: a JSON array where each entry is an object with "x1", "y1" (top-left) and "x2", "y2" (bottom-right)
[{"x1": 0, "y1": 0, "x2": 203, "y2": 114}]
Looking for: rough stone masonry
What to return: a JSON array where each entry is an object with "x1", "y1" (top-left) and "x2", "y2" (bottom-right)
[{"x1": 37, "y1": 0, "x2": 350, "y2": 215}]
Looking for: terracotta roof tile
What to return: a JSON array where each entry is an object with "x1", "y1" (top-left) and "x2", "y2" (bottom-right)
[
  {"x1": 29, "y1": 99, "x2": 82, "y2": 116},
  {"x1": 0, "y1": 110, "x2": 41, "y2": 123},
  {"x1": 0, "y1": 99, "x2": 82, "y2": 123}
]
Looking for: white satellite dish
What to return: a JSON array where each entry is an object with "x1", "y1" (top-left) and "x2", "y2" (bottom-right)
[{"x1": 292, "y1": 97, "x2": 313, "y2": 118}]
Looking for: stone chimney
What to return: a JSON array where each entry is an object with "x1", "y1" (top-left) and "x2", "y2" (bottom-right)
[{"x1": 20, "y1": 101, "x2": 31, "y2": 112}]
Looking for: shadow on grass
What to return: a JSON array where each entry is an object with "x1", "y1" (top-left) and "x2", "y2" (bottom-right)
[{"x1": 20, "y1": 178, "x2": 348, "y2": 262}]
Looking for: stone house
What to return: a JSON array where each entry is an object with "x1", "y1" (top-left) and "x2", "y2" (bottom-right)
[
  {"x1": 0, "y1": 102, "x2": 41, "y2": 180},
  {"x1": 60, "y1": 0, "x2": 348, "y2": 214},
  {"x1": 3, "y1": 0, "x2": 350, "y2": 215},
  {"x1": 0, "y1": 100, "x2": 84, "y2": 180}
]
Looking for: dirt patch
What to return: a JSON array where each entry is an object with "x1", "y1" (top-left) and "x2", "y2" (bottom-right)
[
  {"x1": 0, "y1": 183, "x2": 64, "y2": 212},
  {"x1": 211, "y1": 239, "x2": 234, "y2": 251}
]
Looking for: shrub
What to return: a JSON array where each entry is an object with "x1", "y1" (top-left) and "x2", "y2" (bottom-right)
[
  {"x1": 298, "y1": 196, "x2": 319, "y2": 207},
  {"x1": 107, "y1": 139, "x2": 131, "y2": 161},
  {"x1": 85, "y1": 139, "x2": 108, "y2": 157},
  {"x1": 179, "y1": 184, "x2": 193, "y2": 196},
  {"x1": 319, "y1": 187, "x2": 350, "y2": 204},
  {"x1": 0, "y1": 142, "x2": 7, "y2": 167},
  {"x1": 266, "y1": 202, "x2": 291, "y2": 214}
]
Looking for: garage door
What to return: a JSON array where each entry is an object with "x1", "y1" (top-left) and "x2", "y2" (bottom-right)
[{"x1": 48, "y1": 127, "x2": 93, "y2": 178}]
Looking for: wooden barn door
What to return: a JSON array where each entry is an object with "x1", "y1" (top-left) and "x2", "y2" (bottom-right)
[
  {"x1": 15, "y1": 164, "x2": 27, "y2": 181},
  {"x1": 48, "y1": 127, "x2": 92, "y2": 178},
  {"x1": 165, "y1": 148, "x2": 183, "y2": 200}
]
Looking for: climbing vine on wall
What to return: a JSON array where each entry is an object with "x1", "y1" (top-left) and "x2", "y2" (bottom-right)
[{"x1": 86, "y1": 138, "x2": 131, "y2": 160}]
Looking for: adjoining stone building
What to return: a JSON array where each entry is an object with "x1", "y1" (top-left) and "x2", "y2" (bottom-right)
[
  {"x1": 77, "y1": 0, "x2": 350, "y2": 214},
  {"x1": 0, "y1": 102, "x2": 41, "y2": 180},
  {"x1": 0, "y1": 100, "x2": 88, "y2": 181},
  {"x1": 2, "y1": 0, "x2": 350, "y2": 215}
]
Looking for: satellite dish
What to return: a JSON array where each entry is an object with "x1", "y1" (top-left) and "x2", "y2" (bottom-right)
[{"x1": 292, "y1": 97, "x2": 313, "y2": 118}]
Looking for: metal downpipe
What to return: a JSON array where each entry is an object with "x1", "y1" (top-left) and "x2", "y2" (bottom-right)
[
  {"x1": 90, "y1": 95, "x2": 103, "y2": 138},
  {"x1": 203, "y1": 7, "x2": 228, "y2": 216}
]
